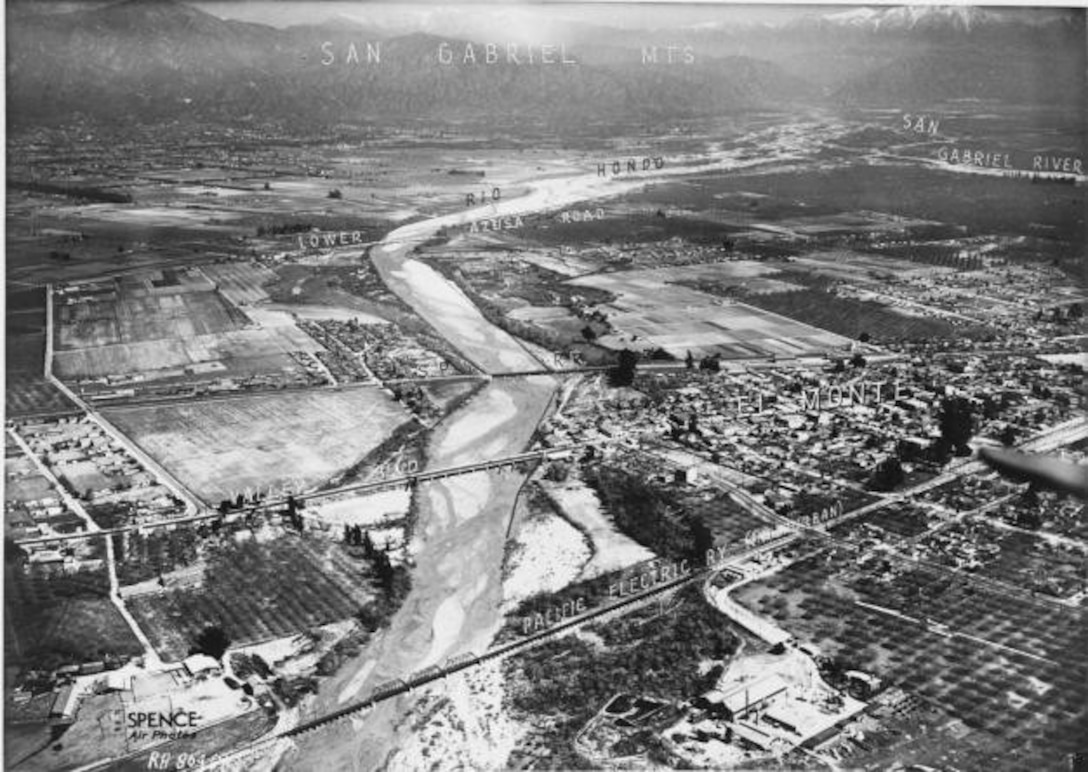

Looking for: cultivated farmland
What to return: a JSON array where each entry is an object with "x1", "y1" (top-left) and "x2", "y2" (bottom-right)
[
  {"x1": 6, "y1": 287, "x2": 77, "y2": 415},
  {"x1": 5, "y1": 561, "x2": 143, "y2": 671},
  {"x1": 197, "y1": 261, "x2": 276, "y2": 306},
  {"x1": 102, "y1": 387, "x2": 412, "y2": 504},
  {"x1": 51, "y1": 268, "x2": 326, "y2": 386},
  {"x1": 733, "y1": 547, "x2": 1088, "y2": 769},
  {"x1": 568, "y1": 269, "x2": 851, "y2": 359},
  {"x1": 126, "y1": 534, "x2": 376, "y2": 662}
]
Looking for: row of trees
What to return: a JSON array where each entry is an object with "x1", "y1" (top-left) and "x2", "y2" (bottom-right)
[
  {"x1": 343, "y1": 526, "x2": 402, "y2": 597},
  {"x1": 255, "y1": 220, "x2": 314, "y2": 237}
]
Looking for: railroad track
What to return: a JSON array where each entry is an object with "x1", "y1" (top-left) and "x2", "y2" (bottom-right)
[{"x1": 200, "y1": 538, "x2": 797, "y2": 769}]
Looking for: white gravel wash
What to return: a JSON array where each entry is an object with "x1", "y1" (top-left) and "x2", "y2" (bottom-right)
[{"x1": 503, "y1": 513, "x2": 591, "y2": 608}]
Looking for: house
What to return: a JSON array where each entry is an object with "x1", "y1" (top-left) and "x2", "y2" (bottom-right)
[
  {"x1": 103, "y1": 670, "x2": 131, "y2": 693},
  {"x1": 183, "y1": 654, "x2": 222, "y2": 679},
  {"x1": 49, "y1": 685, "x2": 80, "y2": 723},
  {"x1": 28, "y1": 549, "x2": 65, "y2": 565},
  {"x1": 674, "y1": 467, "x2": 699, "y2": 485},
  {"x1": 717, "y1": 675, "x2": 790, "y2": 721}
]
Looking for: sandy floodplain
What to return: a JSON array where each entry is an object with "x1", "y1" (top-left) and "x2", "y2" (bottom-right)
[
  {"x1": 286, "y1": 376, "x2": 556, "y2": 772},
  {"x1": 538, "y1": 478, "x2": 654, "y2": 580},
  {"x1": 281, "y1": 129, "x2": 851, "y2": 769},
  {"x1": 503, "y1": 509, "x2": 592, "y2": 609}
]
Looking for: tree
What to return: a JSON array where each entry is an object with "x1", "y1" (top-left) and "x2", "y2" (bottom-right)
[
  {"x1": 868, "y1": 457, "x2": 904, "y2": 492},
  {"x1": 581, "y1": 325, "x2": 597, "y2": 342},
  {"x1": 937, "y1": 396, "x2": 975, "y2": 455},
  {"x1": 373, "y1": 551, "x2": 396, "y2": 594},
  {"x1": 191, "y1": 625, "x2": 231, "y2": 660},
  {"x1": 544, "y1": 462, "x2": 571, "y2": 483},
  {"x1": 1016, "y1": 506, "x2": 1042, "y2": 530},
  {"x1": 851, "y1": 353, "x2": 867, "y2": 368},
  {"x1": 362, "y1": 530, "x2": 375, "y2": 558},
  {"x1": 609, "y1": 349, "x2": 638, "y2": 387},
  {"x1": 327, "y1": 189, "x2": 342, "y2": 199},
  {"x1": 286, "y1": 495, "x2": 303, "y2": 530},
  {"x1": 859, "y1": 332, "x2": 871, "y2": 343},
  {"x1": 699, "y1": 355, "x2": 721, "y2": 372},
  {"x1": 690, "y1": 518, "x2": 714, "y2": 561}
]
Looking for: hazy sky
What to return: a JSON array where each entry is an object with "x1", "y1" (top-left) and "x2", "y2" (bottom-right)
[{"x1": 192, "y1": 2, "x2": 847, "y2": 31}]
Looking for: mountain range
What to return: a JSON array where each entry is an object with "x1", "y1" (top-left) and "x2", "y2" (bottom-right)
[{"x1": 6, "y1": 0, "x2": 1084, "y2": 131}]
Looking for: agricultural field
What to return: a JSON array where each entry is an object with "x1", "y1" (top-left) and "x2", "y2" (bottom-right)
[
  {"x1": 197, "y1": 261, "x2": 276, "y2": 306},
  {"x1": 114, "y1": 527, "x2": 201, "y2": 586},
  {"x1": 733, "y1": 547, "x2": 1088, "y2": 769},
  {"x1": 51, "y1": 268, "x2": 327, "y2": 391},
  {"x1": 127, "y1": 534, "x2": 376, "y2": 662},
  {"x1": 5, "y1": 286, "x2": 77, "y2": 416},
  {"x1": 3, "y1": 193, "x2": 258, "y2": 289},
  {"x1": 103, "y1": 387, "x2": 413, "y2": 504},
  {"x1": 568, "y1": 269, "x2": 851, "y2": 359},
  {"x1": 5, "y1": 560, "x2": 144, "y2": 672},
  {"x1": 727, "y1": 285, "x2": 967, "y2": 342},
  {"x1": 55, "y1": 268, "x2": 248, "y2": 349}
]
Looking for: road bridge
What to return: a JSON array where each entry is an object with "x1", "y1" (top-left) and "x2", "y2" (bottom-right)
[{"x1": 14, "y1": 443, "x2": 594, "y2": 547}]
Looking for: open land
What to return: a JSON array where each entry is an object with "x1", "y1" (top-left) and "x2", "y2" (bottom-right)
[
  {"x1": 102, "y1": 388, "x2": 412, "y2": 504},
  {"x1": 4, "y1": 78, "x2": 1086, "y2": 772}
]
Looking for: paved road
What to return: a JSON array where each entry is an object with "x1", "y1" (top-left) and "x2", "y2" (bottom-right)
[{"x1": 14, "y1": 443, "x2": 594, "y2": 547}]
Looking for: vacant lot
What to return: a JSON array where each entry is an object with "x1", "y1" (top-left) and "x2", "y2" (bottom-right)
[{"x1": 103, "y1": 387, "x2": 412, "y2": 503}]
